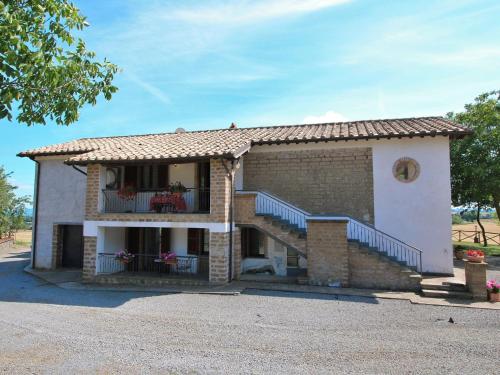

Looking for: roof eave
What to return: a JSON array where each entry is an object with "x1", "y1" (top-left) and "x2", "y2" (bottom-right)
[
  {"x1": 252, "y1": 130, "x2": 473, "y2": 146},
  {"x1": 64, "y1": 152, "x2": 239, "y2": 166}
]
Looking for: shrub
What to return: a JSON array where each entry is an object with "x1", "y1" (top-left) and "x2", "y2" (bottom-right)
[{"x1": 452, "y1": 214, "x2": 464, "y2": 224}]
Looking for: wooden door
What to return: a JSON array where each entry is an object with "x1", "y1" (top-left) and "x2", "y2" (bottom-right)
[
  {"x1": 197, "y1": 161, "x2": 210, "y2": 212},
  {"x1": 61, "y1": 225, "x2": 83, "y2": 268}
]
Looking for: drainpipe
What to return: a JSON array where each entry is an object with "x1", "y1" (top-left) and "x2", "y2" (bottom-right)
[
  {"x1": 30, "y1": 158, "x2": 41, "y2": 269},
  {"x1": 229, "y1": 159, "x2": 235, "y2": 281},
  {"x1": 220, "y1": 158, "x2": 239, "y2": 282}
]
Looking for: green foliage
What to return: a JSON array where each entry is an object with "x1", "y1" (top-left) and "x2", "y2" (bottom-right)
[
  {"x1": 451, "y1": 214, "x2": 464, "y2": 225},
  {"x1": 453, "y1": 242, "x2": 500, "y2": 257},
  {"x1": 0, "y1": 0, "x2": 119, "y2": 126},
  {"x1": 0, "y1": 166, "x2": 30, "y2": 237},
  {"x1": 460, "y1": 210, "x2": 477, "y2": 222},
  {"x1": 448, "y1": 90, "x2": 500, "y2": 219}
]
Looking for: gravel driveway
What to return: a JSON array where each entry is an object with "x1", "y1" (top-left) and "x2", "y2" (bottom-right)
[{"x1": 1, "y1": 247, "x2": 499, "y2": 374}]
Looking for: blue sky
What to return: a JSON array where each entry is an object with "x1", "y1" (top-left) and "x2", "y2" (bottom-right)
[{"x1": 2, "y1": 0, "x2": 500, "y2": 202}]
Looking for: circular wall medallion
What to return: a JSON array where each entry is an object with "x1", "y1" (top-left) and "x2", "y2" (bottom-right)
[{"x1": 392, "y1": 157, "x2": 420, "y2": 183}]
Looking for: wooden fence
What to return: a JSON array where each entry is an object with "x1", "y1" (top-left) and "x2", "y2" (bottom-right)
[{"x1": 452, "y1": 230, "x2": 500, "y2": 246}]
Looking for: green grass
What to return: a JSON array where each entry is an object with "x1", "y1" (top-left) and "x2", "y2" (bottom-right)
[
  {"x1": 14, "y1": 240, "x2": 31, "y2": 247},
  {"x1": 453, "y1": 241, "x2": 500, "y2": 256}
]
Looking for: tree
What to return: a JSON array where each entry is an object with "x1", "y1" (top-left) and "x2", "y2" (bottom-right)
[
  {"x1": 449, "y1": 90, "x2": 500, "y2": 246},
  {"x1": 0, "y1": 166, "x2": 30, "y2": 238},
  {"x1": 0, "y1": 0, "x2": 119, "y2": 126}
]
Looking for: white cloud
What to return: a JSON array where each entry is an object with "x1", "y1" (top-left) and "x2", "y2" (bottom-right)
[
  {"x1": 303, "y1": 110, "x2": 349, "y2": 124},
  {"x1": 339, "y1": 2, "x2": 500, "y2": 68},
  {"x1": 171, "y1": 0, "x2": 352, "y2": 25},
  {"x1": 124, "y1": 73, "x2": 171, "y2": 105}
]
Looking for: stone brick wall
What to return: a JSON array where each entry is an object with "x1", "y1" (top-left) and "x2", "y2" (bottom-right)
[
  {"x1": 465, "y1": 260, "x2": 487, "y2": 300},
  {"x1": 51, "y1": 224, "x2": 63, "y2": 269},
  {"x1": 82, "y1": 236, "x2": 97, "y2": 282},
  {"x1": 234, "y1": 193, "x2": 257, "y2": 223},
  {"x1": 85, "y1": 164, "x2": 100, "y2": 220},
  {"x1": 232, "y1": 227, "x2": 241, "y2": 280},
  {"x1": 209, "y1": 232, "x2": 230, "y2": 284},
  {"x1": 234, "y1": 194, "x2": 307, "y2": 255},
  {"x1": 348, "y1": 241, "x2": 421, "y2": 291},
  {"x1": 243, "y1": 148, "x2": 374, "y2": 221},
  {"x1": 210, "y1": 158, "x2": 231, "y2": 222},
  {"x1": 306, "y1": 219, "x2": 349, "y2": 286}
]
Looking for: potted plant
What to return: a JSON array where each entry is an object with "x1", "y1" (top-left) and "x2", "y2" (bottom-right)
[
  {"x1": 453, "y1": 245, "x2": 465, "y2": 260},
  {"x1": 115, "y1": 250, "x2": 135, "y2": 264},
  {"x1": 466, "y1": 249, "x2": 485, "y2": 263},
  {"x1": 159, "y1": 251, "x2": 177, "y2": 265},
  {"x1": 486, "y1": 279, "x2": 500, "y2": 302},
  {"x1": 117, "y1": 185, "x2": 137, "y2": 200},
  {"x1": 169, "y1": 181, "x2": 187, "y2": 197}
]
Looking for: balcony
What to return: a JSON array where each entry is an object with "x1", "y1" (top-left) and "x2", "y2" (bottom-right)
[{"x1": 101, "y1": 188, "x2": 210, "y2": 214}]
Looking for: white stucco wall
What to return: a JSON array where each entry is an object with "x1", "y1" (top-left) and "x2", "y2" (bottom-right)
[
  {"x1": 241, "y1": 236, "x2": 288, "y2": 276},
  {"x1": 169, "y1": 163, "x2": 196, "y2": 189},
  {"x1": 34, "y1": 157, "x2": 87, "y2": 268},
  {"x1": 101, "y1": 227, "x2": 126, "y2": 253},
  {"x1": 372, "y1": 137, "x2": 453, "y2": 274},
  {"x1": 170, "y1": 228, "x2": 188, "y2": 256},
  {"x1": 244, "y1": 137, "x2": 453, "y2": 274}
]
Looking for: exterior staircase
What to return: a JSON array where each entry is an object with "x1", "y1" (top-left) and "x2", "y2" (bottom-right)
[
  {"x1": 348, "y1": 240, "x2": 422, "y2": 290},
  {"x1": 420, "y1": 280, "x2": 472, "y2": 299},
  {"x1": 235, "y1": 190, "x2": 424, "y2": 289},
  {"x1": 256, "y1": 214, "x2": 307, "y2": 256}
]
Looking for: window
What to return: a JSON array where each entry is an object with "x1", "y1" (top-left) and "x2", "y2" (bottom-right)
[
  {"x1": 188, "y1": 228, "x2": 209, "y2": 256},
  {"x1": 123, "y1": 165, "x2": 169, "y2": 190},
  {"x1": 241, "y1": 228, "x2": 266, "y2": 258},
  {"x1": 105, "y1": 167, "x2": 121, "y2": 189},
  {"x1": 393, "y1": 157, "x2": 420, "y2": 183}
]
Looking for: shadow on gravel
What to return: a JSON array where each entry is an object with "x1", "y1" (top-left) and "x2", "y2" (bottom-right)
[
  {"x1": 0, "y1": 252, "x2": 177, "y2": 309},
  {"x1": 243, "y1": 288, "x2": 380, "y2": 304},
  {"x1": 2, "y1": 250, "x2": 31, "y2": 259}
]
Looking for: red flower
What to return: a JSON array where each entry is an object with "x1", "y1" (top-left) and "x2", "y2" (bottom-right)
[{"x1": 466, "y1": 249, "x2": 484, "y2": 257}]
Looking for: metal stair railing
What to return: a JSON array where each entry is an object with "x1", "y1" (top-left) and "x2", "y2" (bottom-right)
[
  {"x1": 237, "y1": 190, "x2": 310, "y2": 230},
  {"x1": 344, "y1": 216, "x2": 422, "y2": 272},
  {"x1": 237, "y1": 190, "x2": 423, "y2": 273}
]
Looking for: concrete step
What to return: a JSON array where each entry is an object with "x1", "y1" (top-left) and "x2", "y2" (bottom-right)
[
  {"x1": 420, "y1": 282, "x2": 467, "y2": 292},
  {"x1": 421, "y1": 289, "x2": 472, "y2": 299}
]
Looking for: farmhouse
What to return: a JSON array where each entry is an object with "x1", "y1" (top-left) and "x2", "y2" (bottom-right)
[{"x1": 18, "y1": 117, "x2": 471, "y2": 290}]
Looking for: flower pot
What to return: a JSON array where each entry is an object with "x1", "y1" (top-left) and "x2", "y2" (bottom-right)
[
  {"x1": 172, "y1": 192, "x2": 183, "y2": 197},
  {"x1": 165, "y1": 258, "x2": 177, "y2": 265},
  {"x1": 117, "y1": 258, "x2": 131, "y2": 265},
  {"x1": 467, "y1": 255, "x2": 484, "y2": 263},
  {"x1": 489, "y1": 292, "x2": 500, "y2": 302}
]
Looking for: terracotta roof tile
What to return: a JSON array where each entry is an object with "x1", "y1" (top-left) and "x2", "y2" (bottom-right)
[{"x1": 17, "y1": 116, "x2": 471, "y2": 164}]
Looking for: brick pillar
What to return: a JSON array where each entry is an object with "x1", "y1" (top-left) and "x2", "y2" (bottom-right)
[
  {"x1": 85, "y1": 164, "x2": 100, "y2": 220},
  {"x1": 464, "y1": 260, "x2": 487, "y2": 300},
  {"x1": 234, "y1": 193, "x2": 257, "y2": 223},
  {"x1": 210, "y1": 159, "x2": 231, "y2": 222},
  {"x1": 209, "y1": 232, "x2": 230, "y2": 284},
  {"x1": 232, "y1": 227, "x2": 242, "y2": 280},
  {"x1": 51, "y1": 224, "x2": 63, "y2": 269},
  {"x1": 82, "y1": 236, "x2": 97, "y2": 282},
  {"x1": 306, "y1": 219, "x2": 349, "y2": 286}
]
